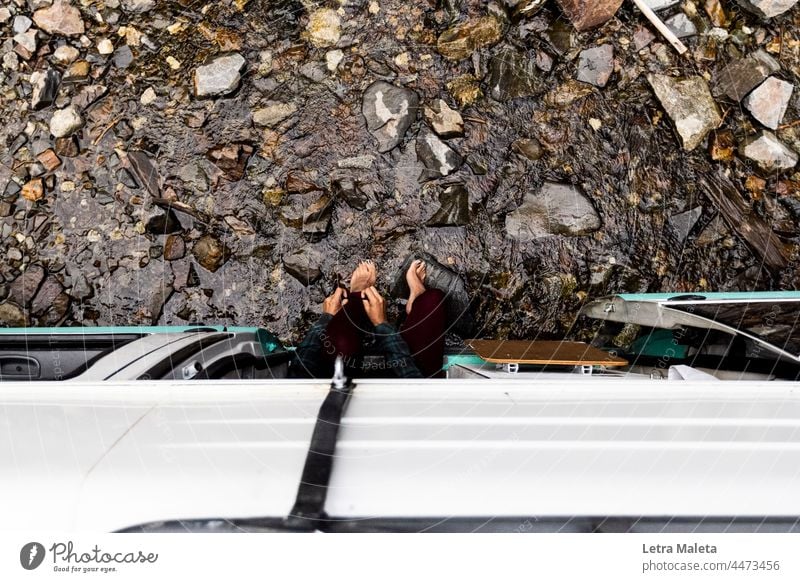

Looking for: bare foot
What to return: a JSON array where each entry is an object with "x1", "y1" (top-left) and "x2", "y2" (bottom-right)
[
  {"x1": 349, "y1": 260, "x2": 376, "y2": 293},
  {"x1": 405, "y1": 259, "x2": 427, "y2": 314}
]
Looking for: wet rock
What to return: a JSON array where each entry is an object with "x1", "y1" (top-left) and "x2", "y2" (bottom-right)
[
  {"x1": 447, "y1": 75, "x2": 482, "y2": 107},
  {"x1": 30, "y1": 276, "x2": 67, "y2": 321},
  {"x1": 506, "y1": 182, "x2": 601, "y2": 241},
  {"x1": 713, "y1": 50, "x2": 780, "y2": 101},
  {"x1": 163, "y1": 234, "x2": 185, "y2": 260},
  {"x1": 127, "y1": 150, "x2": 160, "y2": 196},
  {"x1": 665, "y1": 13, "x2": 698, "y2": 38},
  {"x1": 647, "y1": 74, "x2": 722, "y2": 151},
  {"x1": 49, "y1": 106, "x2": 83, "y2": 138},
  {"x1": 192, "y1": 235, "x2": 229, "y2": 272},
  {"x1": 253, "y1": 102, "x2": 297, "y2": 127},
  {"x1": 304, "y1": 8, "x2": 341, "y2": 48},
  {"x1": 97, "y1": 260, "x2": 173, "y2": 325},
  {"x1": 709, "y1": 130, "x2": 735, "y2": 161},
  {"x1": 633, "y1": 26, "x2": 655, "y2": 50},
  {"x1": 741, "y1": 132, "x2": 798, "y2": 172},
  {"x1": 283, "y1": 248, "x2": 323, "y2": 285},
  {"x1": 8, "y1": 264, "x2": 46, "y2": 307},
  {"x1": 69, "y1": 273, "x2": 93, "y2": 300},
  {"x1": 303, "y1": 193, "x2": 334, "y2": 238},
  {"x1": 37, "y1": 149, "x2": 62, "y2": 172},
  {"x1": 576, "y1": 44, "x2": 614, "y2": 88},
  {"x1": 427, "y1": 184, "x2": 470, "y2": 226},
  {"x1": 416, "y1": 131, "x2": 463, "y2": 181},
  {"x1": 55, "y1": 136, "x2": 79, "y2": 157},
  {"x1": 72, "y1": 84, "x2": 108, "y2": 110},
  {"x1": 669, "y1": 206, "x2": 703, "y2": 242},
  {"x1": 285, "y1": 173, "x2": 318, "y2": 193},
  {"x1": 206, "y1": 143, "x2": 253, "y2": 181},
  {"x1": 423, "y1": 99, "x2": 463, "y2": 138},
  {"x1": 487, "y1": 47, "x2": 545, "y2": 102},
  {"x1": 33, "y1": 1, "x2": 85, "y2": 37},
  {"x1": 545, "y1": 79, "x2": 594, "y2": 107},
  {"x1": 145, "y1": 209, "x2": 181, "y2": 235},
  {"x1": 332, "y1": 176, "x2": 369, "y2": 210},
  {"x1": 735, "y1": 0, "x2": 798, "y2": 18},
  {"x1": 362, "y1": 81, "x2": 419, "y2": 153},
  {"x1": 193, "y1": 53, "x2": 246, "y2": 98},
  {"x1": 555, "y1": 0, "x2": 624, "y2": 31},
  {"x1": 0, "y1": 302, "x2": 26, "y2": 327},
  {"x1": 511, "y1": 138, "x2": 544, "y2": 160},
  {"x1": 743, "y1": 77, "x2": 793, "y2": 130},
  {"x1": 121, "y1": 0, "x2": 156, "y2": 13},
  {"x1": 21, "y1": 178, "x2": 44, "y2": 201},
  {"x1": 436, "y1": 16, "x2": 503, "y2": 61}
]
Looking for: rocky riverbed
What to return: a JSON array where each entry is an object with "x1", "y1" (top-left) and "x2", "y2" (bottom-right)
[{"x1": 1, "y1": 0, "x2": 799, "y2": 344}]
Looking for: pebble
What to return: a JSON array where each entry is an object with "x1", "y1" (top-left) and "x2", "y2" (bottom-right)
[
  {"x1": 193, "y1": 53, "x2": 245, "y2": 97},
  {"x1": 33, "y1": 1, "x2": 85, "y2": 37},
  {"x1": 121, "y1": 0, "x2": 156, "y2": 12},
  {"x1": 743, "y1": 76, "x2": 793, "y2": 130},
  {"x1": 304, "y1": 8, "x2": 341, "y2": 48},
  {"x1": 253, "y1": 102, "x2": 297, "y2": 127},
  {"x1": 735, "y1": 0, "x2": 799, "y2": 18},
  {"x1": 423, "y1": 99, "x2": 464, "y2": 138},
  {"x1": 97, "y1": 38, "x2": 114, "y2": 54},
  {"x1": 488, "y1": 47, "x2": 545, "y2": 101},
  {"x1": 741, "y1": 131, "x2": 798, "y2": 172},
  {"x1": 665, "y1": 13, "x2": 698, "y2": 38},
  {"x1": 361, "y1": 81, "x2": 419, "y2": 152},
  {"x1": 648, "y1": 74, "x2": 722, "y2": 151},
  {"x1": 436, "y1": 16, "x2": 503, "y2": 61},
  {"x1": 555, "y1": 0, "x2": 624, "y2": 31},
  {"x1": 576, "y1": 44, "x2": 614, "y2": 88},
  {"x1": 416, "y1": 131, "x2": 463, "y2": 181},
  {"x1": 506, "y1": 182, "x2": 601, "y2": 240},
  {"x1": 337, "y1": 155, "x2": 375, "y2": 169},
  {"x1": 140, "y1": 86, "x2": 157, "y2": 105},
  {"x1": 53, "y1": 45, "x2": 80, "y2": 65},
  {"x1": 22, "y1": 178, "x2": 44, "y2": 201},
  {"x1": 713, "y1": 50, "x2": 780, "y2": 101},
  {"x1": 326, "y1": 49, "x2": 344, "y2": 71},
  {"x1": 49, "y1": 106, "x2": 83, "y2": 138},
  {"x1": 30, "y1": 69, "x2": 61, "y2": 110}
]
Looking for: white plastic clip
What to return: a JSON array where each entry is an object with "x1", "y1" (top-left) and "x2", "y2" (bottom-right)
[{"x1": 503, "y1": 363, "x2": 520, "y2": 374}]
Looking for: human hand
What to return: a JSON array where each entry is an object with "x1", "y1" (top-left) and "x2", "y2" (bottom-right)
[
  {"x1": 323, "y1": 287, "x2": 348, "y2": 316},
  {"x1": 362, "y1": 286, "x2": 387, "y2": 326}
]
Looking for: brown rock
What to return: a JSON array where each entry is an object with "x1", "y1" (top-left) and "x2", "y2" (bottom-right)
[
  {"x1": 0, "y1": 302, "x2": 27, "y2": 327},
  {"x1": 745, "y1": 175, "x2": 767, "y2": 194},
  {"x1": 285, "y1": 172, "x2": 318, "y2": 193},
  {"x1": 192, "y1": 235, "x2": 229, "y2": 272},
  {"x1": 55, "y1": 136, "x2": 79, "y2": 157},
  {"x1": 163, "y1": 234, "x2": 186, "y2": 261},
  {"x1": 37, "y1": 149, "x2": 62, "y2": 172},
  {"x1": 21, "y1": 178, "x2": 44, "y2": 201},
  {"x1": 8, "y1": 264, "x2": 46, "y2": 307},
  {"x1": 437, "y1": 16, "x2": 504, "y2": 61},
  {"x1": 206, "y1": 143, "x2": 253, "y2": 181},
  {"x1": 709, "y1": 130, "x2": 735, "y2": 162},
  {"x1": 33, "y1": 1, "x2": 85, "y2": 37},
  {"x1": 555, "y1": 0, "x2": 624, "y2": 31}
]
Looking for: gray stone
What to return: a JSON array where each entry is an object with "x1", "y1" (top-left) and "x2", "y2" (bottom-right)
[
  {"x1": 33, "y1": 1, "x2": 85, "y2": 37},
  {"x1": 128, "y1": 150, "x2": 160, "y2": 196},
  {"x1": 14, "y1": 30, "x2": 37, "y2": 54},
  {"x1": 362, "y1": 81, "x2": 419, "y2": 153},
  {"x1": 641, "y1": 0, "x2": 680, "y2": 9},
  {"x1": 193, "y1": 53, "x2": 246, "y2": 98},
  {"x1": 8, "y1": 264, "x2": 46, "y2": 307},
  {"x1": 121, "y1": 0, "x2": 156, "y2": 12},
  {"x1": 488, "y1": 47, "x2": 546, "y2": 102},
  {"x1": 253, "y1": 102, "x2": 297, "y2": 127},
  {"x1": 302, "y1": 194, "x2": 334, "y2": 239},
  {"x1": 416, "y1": 131, "x2": 463, "y2": 181},
  {"x1": 669, "y1": 206, "x2": 703, "y2": 242},
  {"x1": 49, "y1": 106, "x2": 83, "y2": 138},
  {"x1": 332, "y1": 177, "x2": 370, "y2": 210},
  {"x1": 423, "y1": 99, "x2": 463, "y2": 138},
  {"x1": 30, "y1": 69, "x2": 60, "y2": 110},
  {"x1": 633, "y1": 26, "x2": 655, "y2": 50},
  {"x1": 178, "y1": 162, "x2": 208, "y2": 193},
  {"x1": 743, "y1": 76, "x2": 793, "y2": 130},
  {"x1": 741, "y1": 132, "x2": 798, "y2": 172},
  {"x1": 427, "y1": 184, "x2": 470, "y2": 226},
  {"x1": 283, "y1": 248, "x2": 323, "y2": 286},
  {"x1": 113, "y1": 45, "x2": 133, "y2": 69},
  {"x1": 13, "y1": 16, "x2": 32, "y2": 34},
  {"x1": 713, "y1": 50, "x2": 780, "y2": 101},
  {"x1": 735, "y1": 0, "x2": 798, "y2": 18},
  {"x1": 337, "y1": 155, "x2": 375, "y2": 169},
  {"x1": 648, "y1": 74, "x2": 722, "y2": 151},
  {"x1": 665, "y1": 13, "x2": 697, "y2": 38},
  {"x1": 576, "y1": 44, "x2": 614, "y2": 88},
  {"x1": 506, "y1": 182, "x2": 601, "y2": 241}
]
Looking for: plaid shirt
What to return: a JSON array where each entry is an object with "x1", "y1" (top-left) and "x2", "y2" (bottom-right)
[{"x1": 292, "y1": 314, "x2": 422, "y2": 379}]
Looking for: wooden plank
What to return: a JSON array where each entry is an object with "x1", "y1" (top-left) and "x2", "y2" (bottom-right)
[{"x1": 467, "y1": 339, "x2": 628, "y2": 366}]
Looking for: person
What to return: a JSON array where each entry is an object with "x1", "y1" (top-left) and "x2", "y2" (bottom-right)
[{"x1": 292, "y1": 259, "x2": 447, "y2": 379}]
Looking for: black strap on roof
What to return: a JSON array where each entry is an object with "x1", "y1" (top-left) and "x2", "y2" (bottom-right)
[{"x1": 284, "y1": 358, "x2": 354, "y2": 531}]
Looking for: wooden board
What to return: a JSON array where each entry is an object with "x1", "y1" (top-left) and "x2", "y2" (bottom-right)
[{"x1": 467, "y1": 340, "x2": 628, "y2": 367}]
